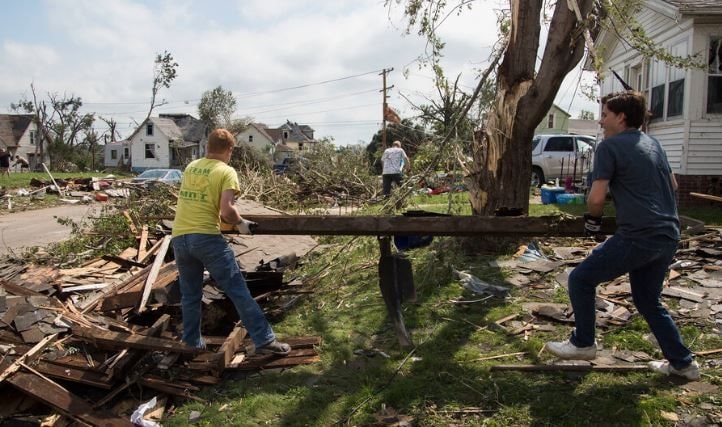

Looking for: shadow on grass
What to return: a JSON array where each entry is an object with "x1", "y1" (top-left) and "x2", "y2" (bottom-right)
[
  {"x1": 275, "y1": 306, "x2": 674, "y2": 425},
  {"x1": 196, "y1": 236, "x2": 679, "y2": 426}
]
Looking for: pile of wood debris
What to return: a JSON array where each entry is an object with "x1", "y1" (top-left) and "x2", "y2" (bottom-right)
[
  {"x1": 0, "y1": 225, "x2": 320, "y2": 426},
  {"x1": 483, "y1": 226, "x2": 722, "y2": 380}
]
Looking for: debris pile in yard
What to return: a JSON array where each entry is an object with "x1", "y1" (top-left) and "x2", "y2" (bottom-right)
[
  {"x1": 483, "y1": 226, "x2": 722, "y2": 377},
  {"x1": 0, "y1": 221, "x2": 320, "y2": 425}
]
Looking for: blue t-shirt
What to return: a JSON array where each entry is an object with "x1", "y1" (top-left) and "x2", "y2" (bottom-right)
[{"x1": 592, "y1": 129, "x2": 679, "y2": 241}]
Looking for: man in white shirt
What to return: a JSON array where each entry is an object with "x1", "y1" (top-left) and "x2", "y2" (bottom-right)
[{"x1": 381, "y1": 140, "x2": 410, "y2": 196}]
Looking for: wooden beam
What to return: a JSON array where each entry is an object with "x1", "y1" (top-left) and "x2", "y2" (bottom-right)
[
  {"x1": 0, "y1": 334, "x2": 57, "y2": 383},
  {"x1": 33, "y1": 361, "x2": 113, "y2": 389},
  {"x1": 122, "y1": 210, "x2": 138, "y2": 235},
  {"x1": 233, "y1": 215, "x2": 616, "y2": 237},
  {"x1": 137, "y1": 225, "x2": 149, "y2": 261},
  {"x1": 690, "y1": 192, "x2": 722, "y2": 203},
  {"x1": 490, "y1": 363, "x2": 649, "y2": 372},
  {"x1": 101, "y1": 255, "x2": 147, "y2": 269},
  {"x1": 80, "y1": 263, "x2": 154, "y2": 313},
  {"x1": 71, "y1": 326, "x2": 203, "y2": 355},
  {"x1": 4, "y1": 364, "x2": 132, "y2": 426},
  {"x1": 0, "y1": 280, "x2": 44, "y2": 297},
  {"x1": 138, "y1": 235, "x2": 172, "y2": 313}
]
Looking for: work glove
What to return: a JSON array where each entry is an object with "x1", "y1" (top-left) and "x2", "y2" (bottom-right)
[
  {"x1": 583, "y1": 213, "x2": 603, "y2": 237},
  {"x1": 235, "y1": 218, "x2": 258, "y2": 235}
]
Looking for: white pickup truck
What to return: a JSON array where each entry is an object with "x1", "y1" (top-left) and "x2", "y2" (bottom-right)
[{"x1": 531, "y1": 134, "x2": 596, "y2": 187}]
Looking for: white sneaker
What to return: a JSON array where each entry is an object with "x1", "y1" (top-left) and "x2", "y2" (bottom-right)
[
  {"x1": 648, "y1": 360, "x2": 700, "y2": 380},
  {"x1": 545, "y1": 339, "x2": 597, "y2": 360}
]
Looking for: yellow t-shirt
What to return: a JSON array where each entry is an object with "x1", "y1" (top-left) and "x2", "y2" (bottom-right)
[{"x1": 172, "y1": 158, "x2": 240, "y2": 237}]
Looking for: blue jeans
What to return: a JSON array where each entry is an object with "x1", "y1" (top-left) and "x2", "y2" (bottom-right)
[
  {"x1": 568, "y1": 234, "x2": 693, "y2": 369},
  {"x1": 172, "y1": 234, "x2": 276, "y2": 348},
  {"x1": 382, "y1": 173, "x2": 402, "y2": 196}
]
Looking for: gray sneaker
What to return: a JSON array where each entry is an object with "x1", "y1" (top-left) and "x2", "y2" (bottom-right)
[
  {"x1": 545, "y1": 339, "x2": 597, "y2": 360},
  {"x1": 256, "y1": 339, "x2": 291, "y2": 356},
  {"x1": 648, "y1": 360, "x2": 700, "y2": 380}
]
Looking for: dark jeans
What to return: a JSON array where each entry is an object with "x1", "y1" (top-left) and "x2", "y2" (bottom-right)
[
  {"x1": 382, "y1": 173, "x2": 402, "y2": 196},
  {"x1": 172, "y1": 234, "x2": 276, "y2": 348},
  {"x1": 568, "y1": 234, "x2": 693, "y2": 369}
]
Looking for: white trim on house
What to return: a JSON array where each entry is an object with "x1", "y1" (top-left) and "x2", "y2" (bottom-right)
[{"x1": 593, "y1": 0, "x2": 722, "y2": 176}]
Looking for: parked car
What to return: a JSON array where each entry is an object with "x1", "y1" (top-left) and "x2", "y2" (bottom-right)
[
  {"x1": 131, "y1": 169, "x2": 183, "y2": 186},
  {"x1": 531, "y1": 134, "x2": 596, "y2": 187}
]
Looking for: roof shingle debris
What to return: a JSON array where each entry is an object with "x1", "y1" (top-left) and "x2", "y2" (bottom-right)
[
  {"x1": 0, "y1": 228, "x2": 319, "y2": 425},
  {"x1": 488, "y1": 226, "x2": 722, "y2": 373}
]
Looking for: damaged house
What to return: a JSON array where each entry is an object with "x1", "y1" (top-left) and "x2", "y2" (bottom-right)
[{"x1": 113, "y1": 114, "x2": 208, "y2": 173}]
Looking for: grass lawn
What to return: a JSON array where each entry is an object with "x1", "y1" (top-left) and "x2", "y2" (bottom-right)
[
  {"x1": 162, "y1": 191, "x2": 722, "y2": 426},
  {"x1": 0, "y1": 171, "x2": 128, "y2": 190}
]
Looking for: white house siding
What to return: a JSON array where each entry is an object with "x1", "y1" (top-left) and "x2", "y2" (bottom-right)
[
  {"x1": 13, "y1": 122, "x2": 41, "y2": 168},
  {"x1": 130, "y1": 132, "x2": 171, "y2": 172},
  {"x1": 598, "y1": 3, "x2": 722, "y2": 178},
  {"x1": 104, "y1": 141, "x2": 129, "y2": 168},
  {"x1": 648, "y1": 120, "x2": 686, "y2": 171},
  {"x1": 236, "y1": 127, "x2": 273, "y2": 153},
  {"x1": 686, "y1": 120, "x2": 722, "y2": 174}
]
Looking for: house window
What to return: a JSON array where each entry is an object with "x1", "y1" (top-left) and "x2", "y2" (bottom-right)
[
  {"x1": 650, "y1": 60, "x2": 666, "y2": 120},
  {"x1": 248, "y1": 135, "x2": 254, "y2": 143},
  {"x1": 283, "y1": 131, "x2": 289, "y2": 140},
  {"x1": 667, "y1": 42, "x2": 686, "y2": 117},
  {"x1": 124, "y1": 147, "x2": 129, "y2": 158},
  {"x1": 145, "y1": 143, "x2": 156, "y2": 159},
  {"x1": 709, "y1": 36, "x2": 722, "y2": 114},
  {"x1": 650, "y1": 42, "x2": 687, "y2": 120},
  {"x1": 111, "y1": 149, "x2": 118, "y2": 160},
  {"x1": 146, "y1": 123, "x2": 154, "y2": 136},
  {"x1": 630, "y1": 63, "x2": 643, "y2": 91},
  {"x1": 298, "y1": 143, "x2": 304, "y2": 150},
  {"x1": 29, "y1": 130, "x2": 36, "y2": 145}
]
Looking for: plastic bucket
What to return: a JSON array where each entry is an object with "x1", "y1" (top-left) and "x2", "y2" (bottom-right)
[
  {"x1": 555, "y1": 193, "x2": 574, "y2": 205},
  {"x1": 541, "y1": 186, "x2": 565, "y2": 204}
]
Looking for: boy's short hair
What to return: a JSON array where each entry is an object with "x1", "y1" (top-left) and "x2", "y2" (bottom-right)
[
  {"x1": 207, "y1": 129, "x2": 236, "y2": 153},
  {"x1": 601, "y1": 91, "x2": 647, "y2": 129}
]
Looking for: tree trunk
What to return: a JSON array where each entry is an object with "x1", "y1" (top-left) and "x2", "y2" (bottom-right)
[{"x1": 467, "y1": 0, "x2": 596, "y2": 215}]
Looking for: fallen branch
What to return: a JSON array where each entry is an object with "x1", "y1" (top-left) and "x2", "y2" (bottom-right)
[{"x1": 490, "y1": 364, "x2": 649, "y2": 372}]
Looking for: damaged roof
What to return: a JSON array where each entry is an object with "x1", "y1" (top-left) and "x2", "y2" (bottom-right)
[{"x1": 0, "y1": 114, "x2": 34, "y2": 149}]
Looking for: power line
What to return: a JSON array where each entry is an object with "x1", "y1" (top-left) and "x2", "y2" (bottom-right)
[{"x1": 81, "y1": 69, "x2": 384, "y2": 105}]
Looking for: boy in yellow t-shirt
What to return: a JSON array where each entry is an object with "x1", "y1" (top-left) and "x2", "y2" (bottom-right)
[{"x1": 171, "y1": 128, "x2": 290, "y2": 355}]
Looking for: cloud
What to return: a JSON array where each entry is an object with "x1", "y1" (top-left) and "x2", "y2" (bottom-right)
[{"x1": 0, "y1": 0, "x2": 593, "y2": 145}]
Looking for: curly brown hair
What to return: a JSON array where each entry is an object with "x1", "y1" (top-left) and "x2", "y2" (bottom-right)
[{"x1": 601, "y1": 91, "x2": 647, "y2": 128}]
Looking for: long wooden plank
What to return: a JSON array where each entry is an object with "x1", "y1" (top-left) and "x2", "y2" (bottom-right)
[
  {"x1": 138, "y1": 235, "x2": 172, "y2": 313},
  {"x1": 233, "y1": 215, "x2": 616, "y2": 237},
  {"x1": 490, "y1": 363, "x2": 649, "y2": 372},
  {"x1": 0, "y1": 280, "x2": 44, "y2": 297},
  {"x1": 4, "y1": 366, "x2": 132, "y2": 426},
  {"x1": 33, "y1": 361, "x2": 113, "y2": 389},
  {"x1": 690, "y1": 192, "x2": 722, "y2": 203},
  {"x1": 137, "y1": 225, "x2": 149, "y2": 261},
  {"x1": 0, "y1": 334, "x2": 57, "y2": 383},
  {"x1": 71, "y1": 326, "x2": 203, "y2": 354},
  {"x1": 80, "y1": 263, "x2": 154, "y2": 313}
]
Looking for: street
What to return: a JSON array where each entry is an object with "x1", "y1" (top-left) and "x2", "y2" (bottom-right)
[{"x1": 0, "y1": 203, "x2": 98, "y2": 255}]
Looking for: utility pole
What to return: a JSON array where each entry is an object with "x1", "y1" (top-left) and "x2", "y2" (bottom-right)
[{"x1": 380, "y1": 68, "x2": 394, "y2": 149}]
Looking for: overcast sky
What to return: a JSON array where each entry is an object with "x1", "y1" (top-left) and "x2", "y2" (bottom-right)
[{"x1": 0, "y1": 0, "x2": 598, "y2": 146}]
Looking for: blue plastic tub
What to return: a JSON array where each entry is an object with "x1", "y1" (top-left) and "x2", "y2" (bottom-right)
[
  {"x1": 556, "y1": 193, "x2": 585, "y2": 205},
  {"x1": 540, "y1": 186, "x2": 565, "y2": 204}
]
